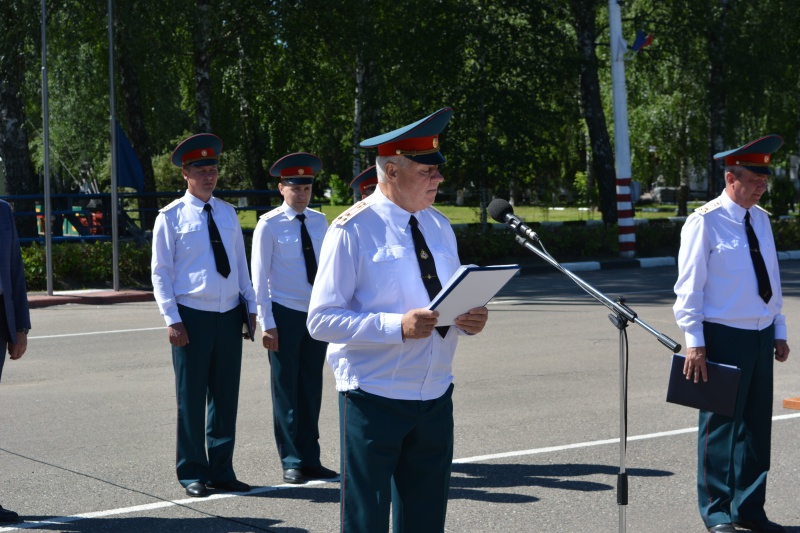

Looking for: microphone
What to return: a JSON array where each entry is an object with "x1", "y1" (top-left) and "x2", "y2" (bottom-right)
[{"x1": 488, "y1": 198, "x2": 539, "y2": 242}]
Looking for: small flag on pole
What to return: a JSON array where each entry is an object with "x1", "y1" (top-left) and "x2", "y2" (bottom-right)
[{"x1": 630, "y1": 30, "x2": 654, "y2": 53}]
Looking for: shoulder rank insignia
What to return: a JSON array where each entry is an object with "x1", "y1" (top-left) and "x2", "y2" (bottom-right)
[
  {"x1": 694, "y1": 198, "x2": 722, "y2": 215},
  {"x1": 159, "y1": 198, "x2": 183, "y2": 213},
  {"x1": 754, "y1": 204, "x2": 772, "y2": 216},
  {"x1": 259, "y1": 207, "x2": 283, "y2": 221},
  {"x1": 333, "y1": 200, "x2": 370, "y2": 227}
]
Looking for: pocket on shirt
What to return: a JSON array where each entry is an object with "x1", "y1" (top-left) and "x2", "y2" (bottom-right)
[
  {"x1": 277, "y1": 233, "x2": 303, "y2": 257},
  {"x1": 176, "y1": 222, "x2": 204, "y2": 251},
  {"x1": 718, "y1": 241, "x2": 750, "y2": 271}
]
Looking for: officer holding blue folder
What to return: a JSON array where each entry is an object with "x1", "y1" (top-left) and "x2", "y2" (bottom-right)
[
  {"x1": 307, "y1": 107, "x2": 489, "y2": 532},
  {"x1": 673, "y1": 135, "x2": 790, "y2": 533}
]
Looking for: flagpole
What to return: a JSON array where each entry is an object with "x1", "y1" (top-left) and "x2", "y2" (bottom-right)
[
  {"x1": 41, "y1": 0, "x2": 54, "y2": 296},
  {"x1": 108, "y1": 0, "x2": 119, "y2": 291}
]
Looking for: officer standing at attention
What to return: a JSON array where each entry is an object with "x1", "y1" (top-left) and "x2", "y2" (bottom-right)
[
  {"x1": 251, "y1": 152, "x2": 337, "y2": 485},
  {"x1": 674, "y1": 135, "x2": 790, "y2": 533},
  {"x1": 307, "y1": 107, "x2": 489, "y2": 533},
  {"x1": 151, "y1": 133, "x2": 256, "y2": 498},
  {"x1": 349, "y1": 165, "x2": 378, "y2": 201}
]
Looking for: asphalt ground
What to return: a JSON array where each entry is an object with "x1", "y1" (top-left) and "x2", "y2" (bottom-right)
[{"x1": 2, "y1": 262, "x2": 800, "y2": 532}]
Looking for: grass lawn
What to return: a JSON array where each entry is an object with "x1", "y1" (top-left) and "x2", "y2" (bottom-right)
[{"x1": 238, "y1": 202, "x2": 694, "y2": 230}]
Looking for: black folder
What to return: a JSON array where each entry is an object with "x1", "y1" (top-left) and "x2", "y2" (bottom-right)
[
  {"x1": 666, "y1": 354, "x2": 741, "y2": 418},
  {"x1": 239, "y1": 294, "x2": 255, "y2": 342}
]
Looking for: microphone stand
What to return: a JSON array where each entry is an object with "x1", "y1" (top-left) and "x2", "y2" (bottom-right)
[{"x1": 512, "y1": 235, "x2": 681, "y2": 533}]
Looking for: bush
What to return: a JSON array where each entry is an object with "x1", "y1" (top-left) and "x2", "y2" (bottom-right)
[
  {"x1": 22, "y1": 241, "x2": 152, "y2": 291},
  {"x1": 23, "y1": 216, "x2": 800, "y2": 291}
]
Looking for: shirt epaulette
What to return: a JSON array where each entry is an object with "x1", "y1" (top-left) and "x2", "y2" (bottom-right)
[
  {"x1": 429, "y1": 206, "x2": 450, "y2": 222},
  {"x1": 215, "y1": 198, "x2": 236, "y2": 209},
  {"x1": 754, "y1": 204, "x2": 772, "y2": 216},
  {"x1": 694, "y1": 198, "x2": 722, "y2": 215},
  {"x1": 259, "y1": 208, "x2": 283, "y2": 221},
  {"x1": 333, "y1": 201, "x2": 370, "y2": 227},
  {"x1": 159, "y1": 198, "x2": 183, "y2": 213}
]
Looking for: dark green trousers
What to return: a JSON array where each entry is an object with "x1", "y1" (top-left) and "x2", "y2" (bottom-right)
[
  {"x1": 172, "y1": 304, "x2": 243, "y2": 487},
  {"x1": 339, "y1": 385, "x2": 454, "y2": 533},
  {"x1": 698, "y1": 322, "x2": 775, "y2": 528},
  {"x1": 268, "y1": 302, "x2": 328, "y2": 470}
]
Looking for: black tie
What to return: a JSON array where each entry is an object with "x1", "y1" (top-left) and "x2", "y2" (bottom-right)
[
  {"x1": 744, "y1": 210, "x2": 772, "y2": 303},
  {"x1": 409, "y1": 216, "x2": 449, "y2": 337},
  {"x1": 296, "y1": 213, "x2": 317, "y2": 285},
  {"x1": 203, "y1": 203, "x2": 231, "y2": 278}
]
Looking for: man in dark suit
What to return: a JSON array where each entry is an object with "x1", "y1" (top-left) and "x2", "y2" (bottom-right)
[{"x1": 0, "y1": 199, "x2": 31, "y2": 524}]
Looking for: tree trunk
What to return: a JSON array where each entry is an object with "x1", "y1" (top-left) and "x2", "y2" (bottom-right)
[
  {"x1": 192, "y1": 0, "x2": 212, "y2": 133},
  {"x1": 116, "y1": 29, "x2": 158, "y2": 231},
  {"x1": 235, "y1": 33, "x2": 268, "y2": 210},
  {"x1": 0, "y1": 0, "x2": 38, "y2": 237},
  {"x1": 570, "y1": 0, "x2": 617, "y2": 225},
  {"x1": 706, "y1": 0, "x2": 731, "y2": 199}
]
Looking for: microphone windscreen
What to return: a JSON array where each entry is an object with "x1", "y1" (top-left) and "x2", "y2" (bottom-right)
[{"x1": 488, "y1": 198, "x2": 514, "y2": 223}]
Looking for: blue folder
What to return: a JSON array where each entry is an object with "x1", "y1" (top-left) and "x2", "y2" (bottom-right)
[
  {"x1": 239, "y1": 294, "x2": 255, "y2": 342},
  {"x1": 666, "y1": 354, "x2": 741, "y2": 418}
]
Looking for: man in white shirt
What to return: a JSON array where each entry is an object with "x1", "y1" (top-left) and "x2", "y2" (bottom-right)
[
  {"x1": 151, "y1": 133, "x2": 256, "y2": 498},
  {"x1": 308, "y1": 108, "x2": 489, "y2": 533},
  {"x1": 673, "y1": 135, "x2": 790, "y2": 533},
  {"x1": 251, "y1": 152, "x2": 336, "y2": 485},
  {"x1": 349, "y1": 165, "x2": 378, "y2": 201}
]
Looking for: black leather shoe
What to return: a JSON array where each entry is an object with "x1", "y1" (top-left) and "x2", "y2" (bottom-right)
[
  {"x1": 0, "y1": 506, "x2": 21, "y2": 523},
  {"x1": 185, "y1": 482, "x2": 209, "y2": 497},
  {"x1": 733, "y1": 520, "x2": 785, "y2": 533},
  {"x1": 301, "y1": 465, "x2": 339, "y2": 479},
  {"x1": 707, "y1": 524, "x2": 736, "y2": 533},
  {"x1": 283, "y1": 468, "x2": 304, "y2": 484},
  {"x1": 206, "y1": 479, "x2": 251, "y2": 492}
]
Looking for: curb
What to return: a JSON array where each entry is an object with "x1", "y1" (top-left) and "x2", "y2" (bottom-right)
[
  {"x1": 27, "y1": 290, "x2": 155, "y2": 309},
  {"x1": 519, "y1": 256, "x2": 677, "y2": 276},
  {"x1": 24, "y1": 251, "x2": 800, "y2": 308}
]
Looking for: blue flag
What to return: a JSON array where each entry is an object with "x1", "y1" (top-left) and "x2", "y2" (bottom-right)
[{"x1": 116, "y1": 121, "x2": 144, "y2": 191}]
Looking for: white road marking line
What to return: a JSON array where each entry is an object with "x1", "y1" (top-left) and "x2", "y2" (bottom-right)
[
  {"x1": 28, "y1": 327, "x2": 165, "y2": 340},
  {"x1": 2, "y1": 414, "x2": 798, "y2": 531}
]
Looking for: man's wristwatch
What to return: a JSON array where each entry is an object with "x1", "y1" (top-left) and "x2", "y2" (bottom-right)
[{"x1": 16, "y1": 328, "x2": 29, "y2": 334}]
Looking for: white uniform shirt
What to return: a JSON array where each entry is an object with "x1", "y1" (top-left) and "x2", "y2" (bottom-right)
[
  {"x1": 673, "y1": 191, "x2": 786, "y2": 348},
  {"x1": 251, "y1": 203, "x2": 327, "y2": 330},
  {"x1": 307, "y1": 186, "x2": 463, "y2": 401},
  {"x1": 151, "y1": 191, "x2": 256, "y2": 326}
]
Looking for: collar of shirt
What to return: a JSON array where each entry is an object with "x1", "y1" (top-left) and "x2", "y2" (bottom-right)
[
  {"x1": 369, "y1": 183, "x2": 425, "y2": 233},
  {"x1": 281, "y1": 202, "x2": 303, "y2": 221},
  {"x1": 720, "y1": 190, "x2": 747, "y2": 222},
  {"x1": 183, "y1": 190, "x2": 217, "y2": 212}
]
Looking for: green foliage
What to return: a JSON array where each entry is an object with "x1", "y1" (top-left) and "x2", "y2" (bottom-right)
[
  {"x1": 455, "y1": 222, "x2": 620, "y2": 265},
  {"x1": 767, "y1": 176, "x2": 795, "y2": 218},
  {"x1": 772, "y1": 217, "x2": 800, "y2": 250},
  {"x1": 573, "y1": 171, "x2": 598, "y2": 208},
  {"x1": 327, "y1": 174, "x2": 352, "y2": 206},
  {"x1": 21, "y1": 241, "x2": 151, "y2": 291}
]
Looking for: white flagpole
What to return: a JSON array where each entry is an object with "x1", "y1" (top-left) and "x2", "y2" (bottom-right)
[
  {"x1": 41, "y1": 0, "x2": 53, "y2": 295},
  {"x1": 108, "y1": 0, "x2": 120, "y2": 291},
  {"x1": 609, "y1": 0, "x2": 636, "y2": 259}
]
